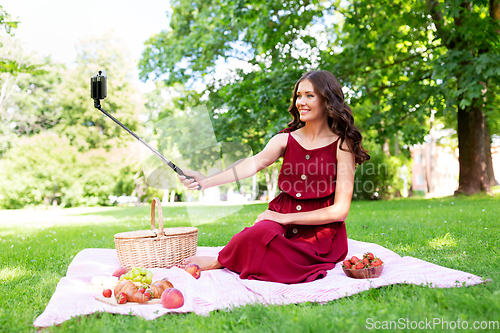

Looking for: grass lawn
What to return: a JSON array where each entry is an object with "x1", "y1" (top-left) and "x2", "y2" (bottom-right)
[{"x1": 1, "y1": 194, "x2": 499, "y2": 332}]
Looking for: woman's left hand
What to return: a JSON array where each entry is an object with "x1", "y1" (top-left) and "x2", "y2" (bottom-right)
[{"x1": 254, "y1": 210, "x2": 288, "y2": 225}]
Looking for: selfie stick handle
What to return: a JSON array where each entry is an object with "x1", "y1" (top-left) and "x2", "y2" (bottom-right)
[{"x1": 90, "y1": 71, "x2": 200, "y2": 190}]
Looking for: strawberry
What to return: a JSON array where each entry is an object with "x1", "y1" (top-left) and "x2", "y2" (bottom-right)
[
  {"x1": 371, "y1": 258, "x2": 383, "y2": 266},
  {"x1": 362, "y1": 258, "x2": 370, "y2": 266},
  {"x1": 342, "y1": 260, "x2": 352, "y2": 269},
  {"x1": 350, "y1": 256, "x2": 360, "y2": 264},
  {"x1": 138, "y1": 287, "x2": 146, "y2": 294},
  {"x1": 116, "y1": 291, "x2": 127, "y2": 304},
  {"x1": 364, "y1": 252, "x2": 375, "y2": 260},
  {"x1": 102, "y1": 289, "x2": 112, "y2": 298},
  {"x1": 354, "y1": 261, "x2": 365, "y2": 269},
  {"x1": 144, "y1": 291, "x2": 152, "y2": 300}
]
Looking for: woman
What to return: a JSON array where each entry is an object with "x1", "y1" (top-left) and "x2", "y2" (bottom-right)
[{"x1": 178, "y1": 70, "x2": 370, "y2": 283}]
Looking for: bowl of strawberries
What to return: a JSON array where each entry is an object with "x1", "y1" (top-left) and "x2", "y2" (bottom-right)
[{"x1": 342, "y1": 252, "x2": 384, "y2": 279}]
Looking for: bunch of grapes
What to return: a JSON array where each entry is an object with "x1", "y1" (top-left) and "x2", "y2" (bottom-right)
[{"x1": 120, "y1": 267, "x2": 153, "y2": 285}]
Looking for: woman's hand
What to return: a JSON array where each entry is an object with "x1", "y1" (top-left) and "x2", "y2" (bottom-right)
[
  {"x1": 254, "y1": 210, "x2": 288, "y2": 225},
  {"x1": 177, "y1": 170, "x2": 206, "y2": 190}
]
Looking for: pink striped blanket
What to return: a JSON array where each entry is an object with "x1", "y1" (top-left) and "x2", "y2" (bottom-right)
[{"x1": 33, "y1": 239, "x2": 486, "y2": 327}]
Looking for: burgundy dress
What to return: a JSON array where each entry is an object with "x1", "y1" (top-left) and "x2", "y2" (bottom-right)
[{"x1": 217, "y1": 130, "x2": 348, "y2": 283}]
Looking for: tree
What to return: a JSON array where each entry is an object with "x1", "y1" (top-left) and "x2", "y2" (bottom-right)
[
  {"x1": 0, "y1": 5, "x2": 18, "y2": 36},
  {"x1": 0, "y1": 7, "x2": 43, "y2": 77},
  {"x1": 0, "y1": 133, "x2": 79, "y2": 208},
  {"x1": 0, "y1": 132, "x2": 143, "y2": 208},
  {"x1": 140, "y1": 0, "x2": 500, "y2": 196},
  {"x1": 140, "y1": 0, "x2": 333, "y2": 149},
  {"x1": 0, "y1": 31, "x2": 152, "y2": 208},
  {"x1": 139, "y1": 0, "x2": 330, "y2": 197},
  {"x1": 323, "y1": 0, "x2": 500, "y2": 195},
  {"x1": 54, "y1": 33, "x2": 144, "y2": 151},
  {"x1": 0, "y1": 36, "x2": 53, "y2": 155}
]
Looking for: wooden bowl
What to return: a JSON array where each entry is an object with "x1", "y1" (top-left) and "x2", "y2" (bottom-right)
[{"x1": 343, "y1": 264, "x2": 384, "y2": 279}]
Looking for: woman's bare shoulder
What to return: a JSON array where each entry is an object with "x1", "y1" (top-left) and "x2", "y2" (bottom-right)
[
  {"x1": 275, "y1": 132, "x2": 290, "y2": 140},
  {"x1": 267, "y1": 133, "x2": 289, "y2": 149}
]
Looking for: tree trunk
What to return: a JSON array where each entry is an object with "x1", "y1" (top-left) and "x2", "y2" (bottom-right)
[
  {"x1": 265, "y1": 166, "x2": 279, "y2": 201},
  {"x1": 428, "y1": 114, "x2": 436, "y2": 195},
  {"x1": 490, "y1": 0, "x2": 500, "y2": 32},
  {"x1": 455, "y1": 104, "x2": 491, "y2": 195},
  {"x1": 484, "y1": 122, "x2": 497, "y2": 186},
  {"x1": 251, "y1": 174, "x2": 257, "y2": 201},
  {"x1": 382, "y1": 138, "x2": 390, "y2": 157},
  {"x1": 394, "y1": 134, "x2": 399, "y2": 156},
  {"x1": 421, "y1": 144, "x2": 429, "y2": 194},
  {"x1": 162, "y1": 189, "x2": 169, "y2": 204}
]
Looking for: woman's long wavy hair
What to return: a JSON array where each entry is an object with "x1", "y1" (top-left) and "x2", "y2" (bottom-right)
[{"x1": 287, "y1": 70, "x2": 370, "y2": 165}]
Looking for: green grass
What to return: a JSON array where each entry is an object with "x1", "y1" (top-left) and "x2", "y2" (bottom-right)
[{"x1": 1, "y1": 195, "x2": 499, "y2": 332}]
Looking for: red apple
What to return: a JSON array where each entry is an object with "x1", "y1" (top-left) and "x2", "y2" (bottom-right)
[
  {"x1": 112, "y1": 267, "x2": 128, "y2": 277},
  {"x1": 185, "y1": 264, "x2": 201, "y2": 279},
  {"x1": 161, "y1": 288, "x2": 184, "y2": 309}
]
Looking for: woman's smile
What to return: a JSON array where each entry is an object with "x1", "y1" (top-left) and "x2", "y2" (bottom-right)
[{"x1": 296, "y1": 79, "x2": 324, "y2": 121}]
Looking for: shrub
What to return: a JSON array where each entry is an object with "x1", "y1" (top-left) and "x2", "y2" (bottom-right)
[
  {"x1": 0, "y1": 132, "x2": 141, "y2": 208},
  {"x1": 0, "y1": 133, "x2": 79, "y2": 208},
  {"x1": 353, "y1": 151, "x2": 409, "y2": 200}
]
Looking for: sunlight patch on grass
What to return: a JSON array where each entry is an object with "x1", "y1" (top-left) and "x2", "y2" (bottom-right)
[
  {"x1": 391, "y1": 243, "x2": 413, "y2": 254},
  {"x1": 0, "y1": 266, "x2": 29, "y2": 282},
  {"x1": 429, "y1": 233, "x2": 457, "y2": 249},
  {"x1": 185, "y1": 205, "x2": 246, "y2": 226},
  {"x1": 0, "y1": 230, "x2": 16, "y2": 238},
  {"x1": 492, "y1": 185, "x2": 500, "y2": 195}
]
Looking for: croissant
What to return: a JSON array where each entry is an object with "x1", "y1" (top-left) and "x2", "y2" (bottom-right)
[
  {"x1": 114, "y1": 280, "x2": 150, "y2": 303},
  {"x1": 150, "y1": 278, "x2": 173, "y2": 298}
]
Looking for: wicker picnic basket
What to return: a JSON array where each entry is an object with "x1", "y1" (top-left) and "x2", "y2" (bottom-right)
[{"x1": 114, "y1": 197, "x2": 198, "y2": 269}]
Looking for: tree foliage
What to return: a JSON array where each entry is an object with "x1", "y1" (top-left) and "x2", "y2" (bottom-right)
[
  {"x1": 0, "y1": 133, "x2": 79, "y2": 208},
  {"x1": 0, "y1": 5, "x2": 18, "y2": 36},
  {"x1": 0, "y1": 7, "x2": 44, "y2": 76},
  {"x1": 140, "y1": 0, "x2": 331, "y2": 153},
  {"x1": 322, "y1": 0, "x2": 500, "y2": 194},
  {"x1": 0, "y1": 132, "x2": 142, "y2": 208},
  {"x1": 140, "y1": 0, "x2": 500, "y2": 195},
  {"x1": 0, "y1": 37, "x2": 53, "y2": 155},
  {"x1": 54, "y1": 33, "x2": 144, "y2": 151},
  {"x1": 139, "y1": 0, "x2": 341, "y2": 198},
  {"x1": 0, "y1": 31, "x2": 150, "y2": 208}
]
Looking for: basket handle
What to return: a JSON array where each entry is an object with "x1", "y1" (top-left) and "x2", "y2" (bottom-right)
[{"x1": 151, "y1": 197, "x2": 163, "y2": 239}]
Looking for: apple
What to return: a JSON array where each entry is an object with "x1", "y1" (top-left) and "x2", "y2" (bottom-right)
[
  {"x1": 185, "y1": 264, "x2": 201, "y2": 279},
  {"x1": 112, "y1": 267, "x2": 128, "y2": 277},
  {"x1": 161, "y1": 288, "x2": 184, "y2": 309}
]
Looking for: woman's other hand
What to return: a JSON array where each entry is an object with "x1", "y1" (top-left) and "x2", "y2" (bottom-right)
[
  {"x1": 177, "y1": 170, "x2": 206, "y2": 190},
  {"x1": 254, "y1": 210, "x2": 288, "y2": 225}
]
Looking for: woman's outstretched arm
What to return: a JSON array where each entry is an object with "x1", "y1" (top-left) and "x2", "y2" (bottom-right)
[
  {"x1": 254, "y1": 140, "x2": 356, "y2": 225},
  {"x1": 178, "y1": 133, "x2": 288, "y2": 190}
]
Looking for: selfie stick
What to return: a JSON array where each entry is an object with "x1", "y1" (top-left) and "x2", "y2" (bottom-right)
[{"x1": 90, "y1": 71, "x2": 201, "y2": 190}]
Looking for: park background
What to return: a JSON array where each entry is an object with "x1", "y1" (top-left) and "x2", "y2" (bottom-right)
[{"x1": 1, "y1": 0, "x2": 500, "y2": 332}]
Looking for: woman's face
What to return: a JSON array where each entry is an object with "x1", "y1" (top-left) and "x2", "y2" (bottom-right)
[{"x1": 295, "y1": 79, "x2": 325, "y2": 123}]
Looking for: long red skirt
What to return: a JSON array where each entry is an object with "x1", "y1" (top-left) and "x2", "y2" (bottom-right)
[{"x1": 217, "y1": 192, "x2": 348, "y2": 284}]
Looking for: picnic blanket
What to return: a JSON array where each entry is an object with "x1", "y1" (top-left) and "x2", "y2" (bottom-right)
[{"x1": 33, "y1": 239, "x2": 486, "y2": 328}]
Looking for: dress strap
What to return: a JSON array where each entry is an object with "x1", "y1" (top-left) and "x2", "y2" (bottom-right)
[
  {"x1": 334, "y1": 136, "x2": 342, "y2": 150},
  {"x1": 278, "y1": 126, "x2": 298, "y2": 134}
]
